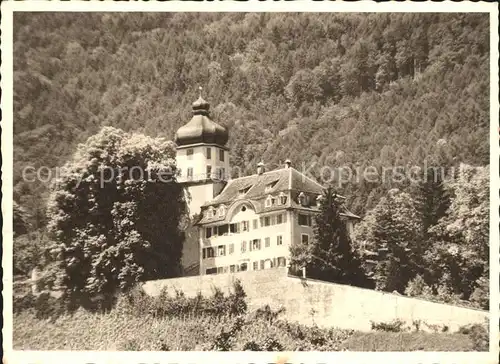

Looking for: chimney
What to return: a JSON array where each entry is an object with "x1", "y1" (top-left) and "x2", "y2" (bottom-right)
[
  {"x1": 285, "y1": 159, "x2": 292, "y2": 169},
  {"x1": 257, "y1": 162, "x2": 265, "y2": 175}
]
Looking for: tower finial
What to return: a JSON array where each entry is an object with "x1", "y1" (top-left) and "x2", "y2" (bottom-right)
[{"x1": 198, "y1": 86, "x2": 203, "y2": 98}]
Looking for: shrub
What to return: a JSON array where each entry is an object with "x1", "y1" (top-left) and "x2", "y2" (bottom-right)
[
  {"x1": 251, "y1": 304, "x2": 285, "y2": 323},
  {"x1": 227, "y1": 279, "x2": 247, "y2": 316},
  {"x1": 370, "y1": 319, "x2": 406, "y2": 332},
  {"x1": 13, "y1": 293, "x2": 36, "y2": 314},
  {"x1": 13, "y1": 291, "x2": 67, "y2": 319},
  {"x1": 119, "y1": 280, "x2": 248, "y2": 319},
  {"x1": 211, "y1": 316, "x2": 244, "y2": 351},
  {"x1": 458, "y1": 323, "x2": 489, "y2": 351},
  {"x1": 242, "y1": 336, "x2": 284, "y2": 351}
]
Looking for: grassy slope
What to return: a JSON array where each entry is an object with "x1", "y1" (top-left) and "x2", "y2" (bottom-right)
[{"x1": 13, "y1": 310, "x2": 475, "y2": 351}]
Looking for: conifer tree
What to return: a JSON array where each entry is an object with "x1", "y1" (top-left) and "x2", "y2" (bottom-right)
[
  {"x1": 364, "y1": 189, "x2": 424, "y2": 293},
  {"x1": 291, "y1": 187, "x2": 371, "y2": 288},
  {"x1": 412, "y1": 167, "x2": 451, "y2": 244}
]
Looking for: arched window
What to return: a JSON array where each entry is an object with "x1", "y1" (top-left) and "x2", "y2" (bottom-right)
[
  {"x1": 218, "y1": 205, "x2": 226, "y2": 217},
  {"x1": 207, "y1": 208, "x2": 214, "y2": 219}
]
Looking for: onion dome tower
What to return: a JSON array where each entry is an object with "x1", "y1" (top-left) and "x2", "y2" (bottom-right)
[
  {"x1": 175, "y1": 87, "x2": 230, "y2": 215},
  {"x1": 175, "y1": 96, "x2": 229, "y2": 147}
]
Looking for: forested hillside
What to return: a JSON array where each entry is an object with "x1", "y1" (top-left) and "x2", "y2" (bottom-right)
[{"x1": 13, "y1": 12, "x2": 489, "y2": 231}]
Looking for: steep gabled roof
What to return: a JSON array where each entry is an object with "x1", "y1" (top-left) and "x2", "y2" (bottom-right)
[
  {"x1": 196, "y1": 166, "x2": 357, "y2": 225},
  {"x1": 202, "y1": 167, "x2": 327, "y2": 207}
]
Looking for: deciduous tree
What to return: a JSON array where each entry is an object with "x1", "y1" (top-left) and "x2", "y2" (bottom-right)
[{"x1": 46, "y1": 127, "x2": 187, "y2": 306}]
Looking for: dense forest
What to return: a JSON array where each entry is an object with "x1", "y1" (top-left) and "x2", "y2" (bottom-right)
[{"x1": 13, "y1": 12, "x2": 489, "y2": 231}]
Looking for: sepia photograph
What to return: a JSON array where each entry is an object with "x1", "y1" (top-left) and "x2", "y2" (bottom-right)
[{"x1": 1, "y1": 1, "x2": 498, "y2": 363}]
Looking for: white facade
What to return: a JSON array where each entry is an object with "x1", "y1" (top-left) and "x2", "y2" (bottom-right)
[
  {"x1": 176, "y1": 144, "x2": 230, "y2": 216},
  {"x1": 200, "y1": 202, "x2": 296, "y2": 275},
  {"x1": 176, "y1": 144, "x2": 230, "y2": 184},
  {"x1": 198, "y1": 201, "x2": 355, "y2": 275}
]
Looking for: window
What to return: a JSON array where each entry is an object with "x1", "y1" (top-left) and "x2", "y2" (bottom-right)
[
  {"x1": 207, "y1": 208, "x2": 214, "y2": 219},
  {"x1": 207, "y1": 247, "x2": 215, "y2": 258},
  {"x1": 252, "y1": 239, "x2": 261, "y2": 250},
  {"x1": 187, "y1": 148, "x2": 194, "y2": 160},
  {"x1": 206, "y1": 147, "x2": 212, "y2": 160},
  {"x1": 206, "y1": 268, "x2": 217, "y2": 275},
  {"x1": 217, "y1": 267, "x2": 224, "y2": 274},
  {"x1": 202, "y1": 249, "x2": 206, "y2": 259},
  {"x1": 298, "y1": 214, "x2": 312, "y2": 226},
  {"x1": 218, "y1": 245, "x2": 226, "y2": 256},
  {"x1": 217, "y1": 168, "x2": 225, "y2": 180},
  {"x1": 252, "y1": 219, "x2": 258, "y2": 230},
  {"x1": 265, "y1": 180, "x2": 278, "y2": 193},
  {"x1": 241, "y1": 221, "x2": 249, "y2": 232},
  {"x1": 230, "y1": 223, "x2": 239, "y2": 234},
  {"x1": 277, "y1": 235, "x2": 283, "y2": 246},
  {"x1": 277, "y1": 214, "x2": 283, "y2": 224},
  {"x1": 298, "y1": 192, "x2": 307, "y2": 206},
  {"x1": 265, "y1": 237, "x2": 270, "y2": 248},
  {"x1": 219, "y1": 149, "x2": 225, "y2": 162},
  {"x1": 241, "y1": 241, "x2": 247, "y2": 253},
  {"x1": 187, "y1": 167, "x2": 193, "y2": 180},
  {"x1": 205, "y1": 227, "x2": 212, "y2": 239},
  {"x1": 301, "y1": 234, "x2": 309, "y2": 244},
  {"x1": 260, "y1": 260, "x2": 265, "y2": 270},
  {"x1": 277, "y1": 257, "x2": 287, "y2": 267},
  {"x1": 265, "y1": 196, "x2": 273, "y2": 207},
  {"x1": 264, "y1": 216, "x2": 271, "y2": 227},
  {"x1": 238, "y1": 186, "x2": 251, "y2": 197},
  {"x1": 279, "y1": 193, "x2": 287, "y2": 205},
  {"x1": 206, "y1": 165, "x2": 212, "y2": 178},
  {"x1": 218, "y1": 224, "x2": 228, "y2": 236},
  {"x1": 218, "y1": 206, "x2": 226, "y2": 217},
  {"x1": 229, "y1": 243, "x2": 234, "y2": 254},
  {"x1": 240, "y1": 263, "x2": 248, "y2": 271},
  {"x1": 230, "y1": 265, "x2": 236, "y2": 273},
  {"x1": 253, "y1": 261, "x2": 259, "y2": 271}
]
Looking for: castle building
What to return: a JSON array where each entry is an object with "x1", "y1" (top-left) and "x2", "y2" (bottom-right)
[{"x1": 175, "y1": 95, "x2": 360, "y2": 276}]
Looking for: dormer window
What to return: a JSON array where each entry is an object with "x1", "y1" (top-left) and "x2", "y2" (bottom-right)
[
  {"x1": 218, "y1": 205, "x2": 226, "y2": 217},
  {"x1": 265, "y1": 195, "x2": 273, "y2": 208},
  {"x1": 279, "y1": 192, "x2": 287, "y2": 205},
  {"x1": 298, "y1": 192, "x2": 306, "y2": 206},
  {"x1": 207, "y1": 208, "x2": 214, "y2": 219},
  {"x1": 265, "y1": 180, "x2": 279, "y2": 193},
  {"x1": 238, "y1": 186, "x2": 252, "y2": 198}
]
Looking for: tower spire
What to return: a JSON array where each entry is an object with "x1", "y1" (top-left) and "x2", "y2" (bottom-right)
[{"x1": 198, "y1": 85, "x2": 203, "y2": 98}]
